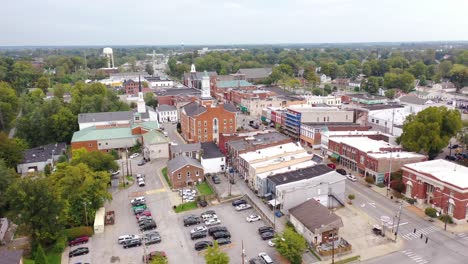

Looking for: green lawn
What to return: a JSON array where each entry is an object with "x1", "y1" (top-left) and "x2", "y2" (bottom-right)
[
  {"x1": 24, "y1": 252, "x2": 61, "y2": 264},
  {"x1": 173, "y1": 201, "x2": 198, "y2": 213},
  {"x1": 334, "y1": 255, "x2": 360, "y2": 264},
  {"x1": 196, "y1": 182, "x2": 214, "y2": 196},
  {"x1": 162, "y1": 167, "x2": 172, "y2": 188}
]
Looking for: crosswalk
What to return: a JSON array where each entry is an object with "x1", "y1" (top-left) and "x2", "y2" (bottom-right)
[
  {"x1": 401, "y1": 226, "x2": 439, "y2": 241},
  {"x1": 456, "y1": 233, "x2": 468, "y2": 241},
  {"x1": 402, "y1": 250, "x2": 428, "y2": 264}
]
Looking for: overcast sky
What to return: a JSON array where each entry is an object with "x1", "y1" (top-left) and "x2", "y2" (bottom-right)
[{"x1": 1, "y1": 0, "x2": 468, "y2": 46}]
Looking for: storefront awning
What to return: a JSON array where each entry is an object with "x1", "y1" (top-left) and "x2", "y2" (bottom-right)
[
  {"x1": 330, "y1": 153, "x2": 340, "y2": 160},
  {"x1": 268, "y1": 199, "x2": 281, "y2": 206}
]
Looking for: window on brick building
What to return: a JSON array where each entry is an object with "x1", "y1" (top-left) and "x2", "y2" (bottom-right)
[
  {"x1": 204, "y1": 128, "x2": 207, "y2": 134},
  {"x1": 198, "y1": 121, "x2": 201, "y2": 127},
  {"x1": 224, "y1": 119, "x2": 227, "y2": 125},
  {"x1": 178, "y1": 173, "x2": 181, "y2": 179},
  {"x1": 187, "y1": 171, "x2": 191, "y2": 178},
  {"x1": 196, "y1": 170, "x2": 199, "y2": 176},
  {"x1": 204, "y1": 121, "x2": 207, "y2": 127}
]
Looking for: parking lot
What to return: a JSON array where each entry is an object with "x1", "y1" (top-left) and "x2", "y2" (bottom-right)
[{"x1": 178, "y1": 202, "x2": 280, "y2": 263}]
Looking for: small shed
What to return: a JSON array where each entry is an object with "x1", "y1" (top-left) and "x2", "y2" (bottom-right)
[{"x1": 94, "y1": 207, "x2": 106, "y2": 234}]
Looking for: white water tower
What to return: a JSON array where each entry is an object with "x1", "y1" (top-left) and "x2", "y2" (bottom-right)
[{"x1": 103, "y1": 47, "x2": 115, "y2": 68}]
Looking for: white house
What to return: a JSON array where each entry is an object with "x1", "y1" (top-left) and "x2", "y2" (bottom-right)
[
  {"x1": 17, "y1": 142, "x2": 67, "y2": 174},
  {"x1": 142, "y1": 131, "x2": 169, "y2": 160},
  {"x1": 320, "y1": 74, "x2": 332, "y2": 83},
  {"x1": 156, "y1": 104, "x2": 178, "y2": 123},
  {"x1": 200, "y1": 142, "x2": 225, "y2": 174}
]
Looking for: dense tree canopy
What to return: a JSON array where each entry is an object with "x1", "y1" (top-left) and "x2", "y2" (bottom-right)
[
  {"x1": 0, "y1": 81, "x2": 19, "y2": 130},
  {"x1": 275, "y1": 227, "x2": 307, "y2": 264},
  {"x1": 0, "y1": 132, "x2": 27, "y2": 168},
  {"x1": 204, "y1": 241, "x2": 229, "y2": 264},
  {"x1": 398, "y1": 107, "x2": 462, "y2": 159},
  {"x1": 71, "y1": 148, "x2": 118, "y2": 172}
]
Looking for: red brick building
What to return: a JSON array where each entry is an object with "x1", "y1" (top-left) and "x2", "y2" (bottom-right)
[
  {"x1": 155, "y1": 88, "x2": 201, "y2": 106},
  {"x1": 180, "y1": 99, "x2": 237, "y2": 144},
  {"x1": 167, "y1": 155, "x2": 204, "y2": 189},
  {"x1": 402, "y1": 160, "x2": 468, "y2": 222},
  {"x1": 124, "y1": 79, "x2": 150, "y2": 95}
]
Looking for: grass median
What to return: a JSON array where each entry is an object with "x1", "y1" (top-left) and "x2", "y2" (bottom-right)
[
  {"x1": 196, "y1": 182, "x2": 214, "y2": 196},
  {"x1": 162, "y1": 167, "x2": 172, "y2": 188},
  {"x1": 173, "y1": 201, "x2": 198, "y2": 213}
]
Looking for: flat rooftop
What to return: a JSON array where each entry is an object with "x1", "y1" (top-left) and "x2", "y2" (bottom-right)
[
  {"x1": 239, "y1": 142, "x2": 305, "y2": 162},
  {"x1": 288, "y1": 105, "x2": 339, "y2": 112},
  {"x1": 367, "y1": 151, "x2": 426, "y2": 159},
  {"x1": 228, "y1": 132, "x2": 290, "y2": 151},
  {"x1": 251, "y1": 151, "x2": 312, "y2": 169},
  {"x1": 257, "y1": 160, "x2": 316, "y2": 179},
  {"x1": 330, "y1": 137, "x2": 396, "y2": 152},
  {"x1": 404, "y1": 159, "x2": 468, "y2": 189},
  {"x1": 268, "y1": 164, "x2": 333, "y2": 185}
]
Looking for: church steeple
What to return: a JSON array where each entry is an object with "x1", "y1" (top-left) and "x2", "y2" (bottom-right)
[
  {"x1": 191, "y1": 64, "x2": 196, "y2": 73},
  {"x1": 201, "y1": 71, "x2": 211, "y2": 99},
  {"x1": 137, "y1": 75, "x2": 146, "y2": 113}
]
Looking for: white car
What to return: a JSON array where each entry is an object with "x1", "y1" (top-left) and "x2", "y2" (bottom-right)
[
  {"x1": 201, "y1": 214, "x2": 218, "y2": 221},
  {"x1": 259, "y1": 252, "x2": 273, "y2": 264},
  {"x1": 190, "y1": 225, "x2": 208, "y2": 234},
  {"x1": 110, "y1": 170, "x2": 120, "y2": 176},
  {"x1": 131, "y1": 196, "x2": 146, "y2": 204},
  {"x1": 204, "y1": 218, "x2": 221, "y2": 226},
  {"x1": 138, "y1": 179, "x2": 145, "y2": 187},
  {"x1": 136, "y1": 174, "x2": 145, "y2": 180},
  {"x1": 118, "y1": 234, "x2": 140, "y2": 244},
  {"x1": 346, "y1": 173, "x2": 357, "y2": 182},
  {"x1": 268, "y1": 240, "x2": 276, "y2": 247},
  {"x1": 235, "y1": 203, "x2": 252, "y2": 211},
  {"x1": 129, "y1": 153, "x2": 140, "y2": 159},
  {"x1": 246, "y1": 215, "x2": 261, "y2": 222}
]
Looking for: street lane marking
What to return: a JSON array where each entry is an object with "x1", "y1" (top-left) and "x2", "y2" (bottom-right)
[{"x1": 367, "y1": 202, "x2": 376, "y2": 208}]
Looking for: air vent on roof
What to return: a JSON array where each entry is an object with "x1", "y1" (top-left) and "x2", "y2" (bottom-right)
[
  {"x1": 32, "y1": 154, "x2": 36, "y2": 157},
  {"x1": 283, "y1": 176, "x2": 287, "y2": 181}
]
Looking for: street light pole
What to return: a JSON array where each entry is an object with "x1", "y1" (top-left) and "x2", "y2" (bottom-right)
[
  {"x1": 387, "y1": 150, "x2": 393, "y2": 197},
  {"x1": 445, "y1": 199, "x2": 450, "y2": 231}
]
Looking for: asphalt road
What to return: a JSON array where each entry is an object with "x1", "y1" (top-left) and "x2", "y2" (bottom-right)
[{"x1": 346, "y1": 180, "x2": 468, "y2": 264}]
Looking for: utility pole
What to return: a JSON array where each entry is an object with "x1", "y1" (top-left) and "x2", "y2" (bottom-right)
[
  {"x1": 394, "y1": 202, "x2": 403, "y2": 242},
  {"x1": 445, "y1": 199, "x2": 449, "y2": 231},
  {"x1": 331, "y1": 228, "x2": 335, "y2": 264},
  {"x1": 241, "y1": 240, "x2": 245, "y2": 264},
  {"x1": 387, "y1": 150, "x2": 393, "y2": 197}
]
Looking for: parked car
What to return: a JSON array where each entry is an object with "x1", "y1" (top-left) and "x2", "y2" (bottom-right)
[
  {"x1": 131, "y1": 196, "x2": 146, "y2": 205},
  {"x1": 68, "y1": 236, "x2": 89, "y2": 247},
  {"x1": 216, "y1": 238, "x2": 231, "y2": 246},
  {"x1": 208, "y1": 226, "x2": 228, "y2": 236},
  {"x1": 143, "y1": 251, "x2": 167, "y2": 263},
  {"x1": 140, "y1": 221, "x2": 157, "y2": 231},
  {"x1": 235, "y1": 203, "x2": 252, "y2": 211},
  {"x1": 133, "y1": 207, "x2": 146, "y2": 215},
  {"x1": 122, "y1": 238, "x2": 142, "y2": 248},
  {"x1": 136, "y1": 174, "x2": 146, "y2": 180},
  {"x1": 129, "y1": 153, "x2": 140, "y2": 159},
  {"x1": 136, "y1": 211, "x2": 152, "y2": 219},
  {"x1": 190, "y1": 225, "x2": 208, "y2": 234},
  {"x1": 201, "y1": 210, "x2": 216, "y2": 218},
  {"x1": 198, "y1": 200, "x2": 208, "y2": 207},
  {"x1": 258, "y1": 226, "x2": 274, "y2": 234},
  {"x1": 137, "y1": 159, "x2": 146, "y2": 166},
  {"x1": 345, "y1": 174, "x2": 357, "y2": 182},
  {"x1": 133, "y1": 204, "x2": 147, "y2": 210},
  {"x1": 259, "y1": 252, "x2": 274, "y2": 264},
  {"x1": 213, "y1": 231, "x2": 231, "y2": 239},
  {"x1": 138, "y1": 218, "x2": 155, "y2": 226},
  {"x1": 212, "y1": 175, "x2": 221, "y2": 184},
  {"x1": 246, "y1": 215, "x2": 262, "y2": 222},
  {"x1": 184, "y1": 217, "x2": 201, "y2": 226},
  {"x1": 194, "y1": 241, "x2": 213, "y2": 251},
  {"x1": 205, "y1": 218, "x2": 221, "y2": 226},
  {"x1": 445, "y1": 155, "x2": 457, "y2": 161},
  {"x1": 449, "y1": 144, "x2": 459, "y2": 149},
  {"x1": 232, "y1": 199, "x2": 247, "y2": 206},
  {"x1": 145, "y1": 233, "x2": 162, "y2": 245},
  {"x1": 201, "y1": 213, "x2": 218, "y2": 221},
  {"x1": 191, "y1": 231, "x2": 207, "y2": 240},
  {"x1": 137, "y1": 215, "x2": 153, "y2": 222},
  {"x1": 336, "y1": 168, "x2": 347, "y2": 175},
  {"x1": 260, "y1": 231, "x2": 275, "y2": 240},
  {"x1": 69, "y1": 247, "x2": 89, "y2": 258},
  {"x1": 138, "y1": 179, "x2": 146, "y2": 187},
  {"x1": 110, "y1": 170, "x2": 120, "y2": 176},
  {"x1": 327, "y1": 163, "x2": 336, "y2": 169},
  {"x1": 132, "y1": 200, "x2": 146, "y2": 207},
  {"x1": 118, "y1": 235, "x2": 139, "y2": 244}
]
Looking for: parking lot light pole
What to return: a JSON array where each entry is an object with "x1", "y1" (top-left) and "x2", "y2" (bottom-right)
[{"x1": 386, "y1": 150, "x2": 393, "y2": 197}]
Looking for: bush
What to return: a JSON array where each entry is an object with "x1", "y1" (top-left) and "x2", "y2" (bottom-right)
[
  {"x1": 348, "y1": 194, "x2": 355, "y2": 200},
  {"x1": 405, "y1": 197, "x2": 417, "y2": 205},
  {"x1": 439, "y1": 214, "x2": 454, "y2": 224},
  {"x1": 425, "y1": 208, "x2": 437, "y2": 218},
  {"x1": 64, "y1": 226, "x2": 93, "y2": 240},
  {"x1": 376, "y1": 183, "x2": 386, "y2": 188},
  {"x1": 365, "y1": 176, "x2": 375, "y2": 185},
  {"x1": 52, "y1": 234, "x2": 67, "y2": 253},
  {"x1": 34, "y1": 244, "x2": 48, "y2": 264}
]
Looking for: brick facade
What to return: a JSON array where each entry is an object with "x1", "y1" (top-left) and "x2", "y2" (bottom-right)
[{"x1": 170, "y1": 165, "x2": 204, "y2": 189}]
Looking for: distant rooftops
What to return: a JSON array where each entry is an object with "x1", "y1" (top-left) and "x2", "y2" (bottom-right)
[
  {"x1": 21, "y1": 142, "x2": 67, "y2": 164},
  {"x1": 217, "y1": 80, "x2": 254, "y2": 88},
  {"x1": 268, "y1": 164, "x2": 333, "y2": 185},
  {"x1": 156, "y1": 104, "x2": 177, "y2": 112},
  {"x1": 155, "y1": 88, "x2": 201, "y2": 96}
]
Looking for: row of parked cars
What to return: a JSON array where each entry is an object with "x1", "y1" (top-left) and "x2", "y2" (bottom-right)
[
  {"x1": 183, "y1": 210, "x2": 232, "y2": 251},
  {"x1": 179, "y1": 188, "x2": 197, "y2": 202},
  {"x1": 68, "y1": 236, "x2": 90, "y2": 258},
  {"x1": 446, "y1": 151, "x2": 468, "y2": 161},
  {"x1": 232, "y1": 199, "x2": 263, "y2": 223}
]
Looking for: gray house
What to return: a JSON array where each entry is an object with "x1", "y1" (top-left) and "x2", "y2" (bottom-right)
[
  {"x1": 169, "y1": 143, "x2": 202, "y2": 160},
  {"x1": 16, "y1": 143, "x2": 67, "y2": 175}
]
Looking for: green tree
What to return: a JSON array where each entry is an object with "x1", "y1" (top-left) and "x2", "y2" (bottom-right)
[
  {"x1": 150, "y1": 256, "x2": 168, "y2": 264},
  {"x1": 384, "y1": 72, "x2": 415, "y2": 92},
  {"x1": 144, "y1": 92, "x2": 159, "y2": 108},
  {"x1": 398, "y1": 107, "x2": 462, "y2": 159},
  {"x1": 146, "y1": 64, "x2": 154, "y2": 76},
  {"x1": 0, "y1": 159, "x2": 17, "y2": 215},
  {"x1": 204, "y1": 241, "x2": 229, "y2": 264},
  {"x1": 50, "y1": 163, "x2": 112, "y2": 226},
  {"x1": 7, "y1": 178, "x2": 64, "y2": 244},
  {"x1": 34, "y1": 244, "x2": 49, "y2": 264},
  {"x1": 449, "y1": 64, "x2": 468, "y2": 89},
  {"x1": 51, "y1": 107, "x2": 78, "y2": 142},
  {"x1": 0, "y1": 133, "x2": 27, "y2": 168},
  {"x1": 11, "y1": 61, "x2": 39, "y2": 93},
  {"x1": 275, "y1": 227, "x2": 307, "y2": 264},
  {"x1": 363, "y1": 76, "x2": 383, "y2": 94},
  {"x1": 0, "y1": 81, "x2": 19, "y2": 130},
  {"x1": 71, "y1": 148, "x2": 118, "y2": 172},
  {"x1": 409, "y1": 61, "x2": 427, "y2": 79},
  {"x1": 36, "y1": 76, "x2": 50, "y2": 93},
  {"x1": 385, "y1": 89, "x2": 396, "y2": 99}
]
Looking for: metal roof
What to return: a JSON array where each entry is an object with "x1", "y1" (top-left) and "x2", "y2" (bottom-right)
[{"x1": 167, "y1": 155, "x2": 203, "y2": 173}]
